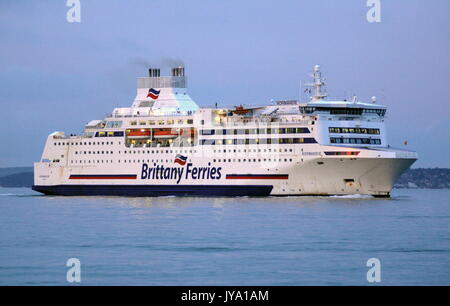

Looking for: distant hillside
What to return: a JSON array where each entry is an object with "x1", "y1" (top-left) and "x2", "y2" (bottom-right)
[
  {"x1": 0, "y1": 167, "x2": 32, "y2": 178},
  {"x1": 0, "y1": 172, "x2": 34, "y2": 187},
  {"x1": 0, "y1": 167, "x2": 448, "y2": 189},
  {"x1": 394, "y1": 168, "x2": 450, "y2": 189}
]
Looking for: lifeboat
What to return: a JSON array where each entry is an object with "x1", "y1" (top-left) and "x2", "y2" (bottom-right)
[
  {"x1": 127, "y1": 130, "x2": 150, "y2": 139},
  {"x1": 154, "y1": 130, "x2": 181, "y2": 139},
  {"x1": 232, "y1": 105, "x2": 250, "y2": 115}
]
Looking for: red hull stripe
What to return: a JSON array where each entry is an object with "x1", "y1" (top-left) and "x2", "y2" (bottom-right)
[
  {"x1": 226, "y1": 174, "x2": 288, "y2": 180},
  {"x1": 69, "y1": 175, "x2": 137, "y2": 180}
]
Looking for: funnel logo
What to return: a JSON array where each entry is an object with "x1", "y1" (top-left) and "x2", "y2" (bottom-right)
[
  {"x1": 147, "y1": 88, "x2": 160, "y2": 100},
  {"x1": 174, "y1": 154, "x2": 187, "y2": 166}
]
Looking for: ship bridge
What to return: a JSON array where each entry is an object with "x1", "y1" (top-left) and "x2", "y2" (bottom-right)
[
  {"x1": 299, "y1": 100, "x2": 387, "y2": 117},
  {"x1": 299, "y1": 65, "x2": 387, "y2": 117}
]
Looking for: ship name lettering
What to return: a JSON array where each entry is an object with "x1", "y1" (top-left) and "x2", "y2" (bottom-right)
[{"x1": 140, "y1": 163, "x2": 221, "y2": 184}]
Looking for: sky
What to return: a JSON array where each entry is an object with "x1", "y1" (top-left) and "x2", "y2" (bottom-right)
[{"x1": 0, "y1": 0, "x2": 448, "y2": 168}]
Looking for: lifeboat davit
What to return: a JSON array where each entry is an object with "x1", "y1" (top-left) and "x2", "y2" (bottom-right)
[
  {"x1": 154, "y1": 130, "x2": 180, "y2": 139},
  {"x1": 127, "y1": 130, "x2": 151, "y2": 139}
]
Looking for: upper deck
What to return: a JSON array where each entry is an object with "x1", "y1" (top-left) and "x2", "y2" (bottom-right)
[{"x1": 52, "y1": 64, "x2": 389, "y2": 153}]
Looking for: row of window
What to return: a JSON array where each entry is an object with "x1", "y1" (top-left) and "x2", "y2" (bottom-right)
[
  {"x1": 213, "y1": 158, "x2": 293, "y2": 163},
  {"x1": 329, "y1": 108, "x2": 364, "y2": 115},
  {"x1": 56, "y1": 136, "x2": 316, "y2": 150},
  {"x1": 213, "y1": 148, "x2": 293, "y2": 153},
  {"x1": 54, "y1": 141, "x2": 117, "y2": 146},
  {"x1": 329, "y1": 127, "x2": 380, "y2": 134},
  {"x1": 123, "y1": 149, "x2": 197, "y2": 154},
  {"x1": 301, "y1": 107, "x2": 386, "y2": 116},
  {"x1": 75, "y1": 151, "x2": 114, "y2": 155},
  {"x1": 71, "y1": 160, "x2": 114, "y2": 164},
  {"x1": 69, "y1": 158, "x2": 294, "y2": 164},
  {"x1": 201, "y1": 127, "x2": 310, "y2": 136},
  {"x1": 330, "y1": 138, "x2": 381, "y2": 145},
  {"x1": 72, "y1": 148, "x2": 296, "y2": 156},
  {"x1": 75, "y1": 149, "x2": 198, "y2": 155},
  {"x1": 95, "y1": 131, "x2": 124, "y2": 137},
  {"x1": 363, "y1": 109, "x2": 386, "y2": 116},
  {"x1": 201, "y1": 138, "x2": 317, "y2": 145},
  {"x1": 301, "y1": 107, "x2": 363, "y2": 115},
  {"x1": 130, "y1": 119, "x2": 194, "y2": 126}
]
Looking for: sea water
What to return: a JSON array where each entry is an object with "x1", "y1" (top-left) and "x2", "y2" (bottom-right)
[{"x1": 0, "y1": 187, "x2": 448, "y2": 285}]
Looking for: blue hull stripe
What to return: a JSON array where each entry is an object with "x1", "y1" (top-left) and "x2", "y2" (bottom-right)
[{"x1": 32, "y1": 184, "x2": 273, "y2": 197}]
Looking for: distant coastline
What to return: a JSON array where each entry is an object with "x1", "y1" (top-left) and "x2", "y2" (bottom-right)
[
  {"x1": 0, "y1": 167, "x2": 449, "y2": 189},
  {"x1": 0, "y1": 167, "x2": 34, "y2": 188},
  {"x1": 394, "y1": 168, "x2": 450, "y2": 189}
]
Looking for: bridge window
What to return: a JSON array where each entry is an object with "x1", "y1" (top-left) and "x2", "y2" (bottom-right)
[
  {"x1": 301, "y1": 107, "x2": 386, "y2": 116},
  {"x1": 329, "y1": 127, "x2": 380, "y2": 135}
]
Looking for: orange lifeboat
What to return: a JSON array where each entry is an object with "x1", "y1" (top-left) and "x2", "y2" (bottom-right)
[
  {"x1": 154, "y1": 130, "x2": 180, "y2": 139},
  {"x1": 232, "y1": 105, "x2": 250, "y2": 115},
  {"x1": 127, "y1": 130, "x2": 151, "y2": 139}
]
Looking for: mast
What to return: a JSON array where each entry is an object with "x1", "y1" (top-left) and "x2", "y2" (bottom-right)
[{"x1": 304, "y1": 65, "x2": 327, "y2": 101}]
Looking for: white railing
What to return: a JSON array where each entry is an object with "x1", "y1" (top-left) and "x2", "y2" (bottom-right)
[{"x1": 137, "y1": 76, "x2": 186, "y2": 88}]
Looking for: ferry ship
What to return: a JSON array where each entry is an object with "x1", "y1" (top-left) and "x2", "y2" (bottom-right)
[{"x1": 32, "y1": 65, "x2": 417, "y2": 197}]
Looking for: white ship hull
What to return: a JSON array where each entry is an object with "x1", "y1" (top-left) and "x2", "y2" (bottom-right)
[{"x1": 33, "y1": 145, "x2": 417, "y2": 197}]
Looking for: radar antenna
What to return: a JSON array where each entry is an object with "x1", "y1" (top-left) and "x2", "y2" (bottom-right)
[{"x1": 304, "y1": 65, "x2": 328, "y2": 101}]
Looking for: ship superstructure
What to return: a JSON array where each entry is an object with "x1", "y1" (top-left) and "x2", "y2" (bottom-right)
[{"x1": 33, "y1": 65, "x2": 417, "y2": 197}]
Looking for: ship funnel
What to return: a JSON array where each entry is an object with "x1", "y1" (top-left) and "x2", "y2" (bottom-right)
[
  {"x1": 148, "y1": 68, "x2": 160, "y2": 77},
  {"x1": 172, "y1": 66, "x2": 185, "y2": 77},
  {"x1": 138, "y1": 66, "x2": 186, "y2": 89}
]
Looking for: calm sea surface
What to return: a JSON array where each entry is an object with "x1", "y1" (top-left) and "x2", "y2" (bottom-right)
[{"x1": 0, "y1": 187, "x2": 448, "y2": 285}]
